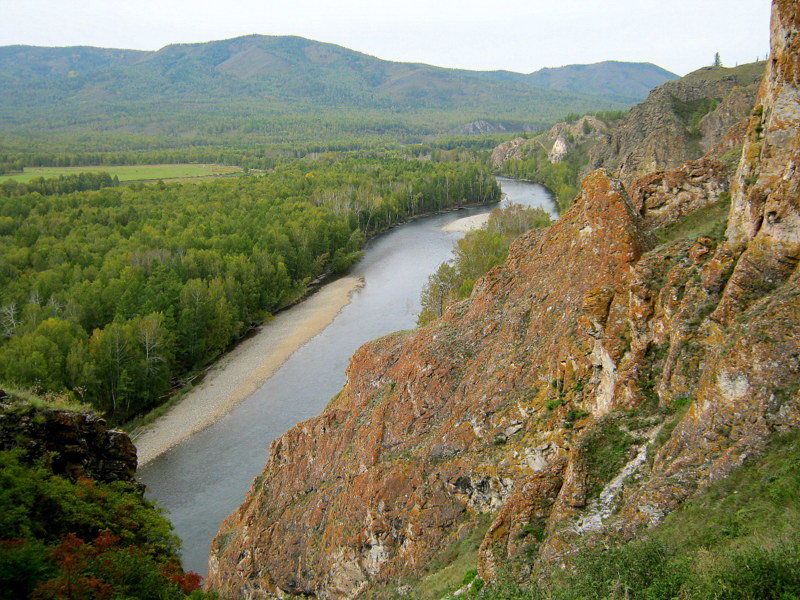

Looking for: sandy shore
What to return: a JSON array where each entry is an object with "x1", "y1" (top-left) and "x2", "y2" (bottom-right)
[
  {"x1": 132, "y1": 276, "x2": 364, "y2": 466},
  {"x1": 442, "y1": 212, "x2": 490, "y2": 232}
]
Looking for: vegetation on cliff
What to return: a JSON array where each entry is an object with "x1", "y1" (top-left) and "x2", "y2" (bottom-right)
[
  {"x1": 493, "y1": 61, "x2": 764, "y2": 212},
  {"x1": 474, "y1": 432, "x2": 800, "y2": 600},
  {"x1": 0, "y1": 396, "x2": 214, "y2": 599}
]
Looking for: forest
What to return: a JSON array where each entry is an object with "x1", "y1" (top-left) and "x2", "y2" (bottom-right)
[
  {"x1": 0, "y1": 156, "x2": 499, "y2": 422},
  {"x1": 0, "y1": 446, "x2": 216, "y2": 600}
]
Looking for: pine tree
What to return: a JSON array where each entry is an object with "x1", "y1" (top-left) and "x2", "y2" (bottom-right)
[{"x1": 714, "y1": 52, "x2": 722, "y2": 67}]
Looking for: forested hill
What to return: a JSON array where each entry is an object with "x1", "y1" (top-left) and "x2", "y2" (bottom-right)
[
  {"x1": 0, "y1": 35, "x2": 675, "y2": 150},
  {"x1": 526, "y1": 60, "x2": 678, "y2": 103}
]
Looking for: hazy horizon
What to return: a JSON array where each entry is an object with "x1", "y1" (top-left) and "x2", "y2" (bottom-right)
[{"x1": 0, "y1": 0, "x2": 770, "y2": 77}]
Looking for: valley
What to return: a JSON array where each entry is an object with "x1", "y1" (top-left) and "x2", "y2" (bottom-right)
[
  {"x1": 138, "y1": 178, "x2": 556, "y2": 575},
  {"x1": 0, "y1": 3, "x2": 797, "y2": 600}
]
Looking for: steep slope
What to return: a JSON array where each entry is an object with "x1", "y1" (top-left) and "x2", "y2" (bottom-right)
[
  {"x1": 0, "y1": 393, "x2": 212, "y2": 599},
  {"x1": 588, "y1": 61, "x2": 765, "y2": 184},
  {"x1": 208, "y1": 3, "x2": 798, "y2": 599},
  {"x1": 0, "y1": 391, "x2": 137, "y2": 483},
  {"x1": 526, "y1": 61, "x2": 678, "y2": 103},
  {"x1": 208, "y1": 168, "x2": 651, "y2": 599}
]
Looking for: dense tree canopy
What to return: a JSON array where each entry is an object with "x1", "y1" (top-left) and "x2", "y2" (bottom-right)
[
  {"x1": 0, "y1": 449, "x2": 212, "y2": 599},
  {"x1": 0, "y1": 156, "x2": 498, "y2": 421}
]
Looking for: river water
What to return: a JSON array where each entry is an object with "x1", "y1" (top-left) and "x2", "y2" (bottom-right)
[{"x1": 139, "y1": 177, "x2": 556, "y2": 575}]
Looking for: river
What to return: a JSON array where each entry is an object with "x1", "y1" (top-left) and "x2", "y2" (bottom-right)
[{"x1": 138, "y1": 177, "x2": 556, "y2": 575}]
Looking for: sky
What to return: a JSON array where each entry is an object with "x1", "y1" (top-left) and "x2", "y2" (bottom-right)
[{"x1": 0, "y1": 0, "x2": 772, "y2": 76}]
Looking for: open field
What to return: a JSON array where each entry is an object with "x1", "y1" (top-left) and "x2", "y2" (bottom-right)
[{"x1": 0, "y1": 163, "x2": 242, "y2": 183}]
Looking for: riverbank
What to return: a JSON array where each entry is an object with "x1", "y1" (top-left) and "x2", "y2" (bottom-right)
[
  {"x1": 132, "y1": 275, "x2": 364, "y2": 465},
  {"x1": 441, "y1": 212, "x2": 490, "y2": 232}
]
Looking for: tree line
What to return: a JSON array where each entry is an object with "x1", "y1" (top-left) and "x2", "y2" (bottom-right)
[
  {"x1": 0, "y1": 156, "x2": 498, "y2": 422},
  {"x1": 0, "y1": 172, "x2": 119, "y2": 197}
]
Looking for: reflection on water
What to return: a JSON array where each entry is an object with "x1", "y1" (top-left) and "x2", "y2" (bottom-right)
[{"x1": 138, "y1": 179, "x2": 555, "y2": 575}]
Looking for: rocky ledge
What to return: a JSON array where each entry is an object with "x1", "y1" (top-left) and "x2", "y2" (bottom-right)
[{"x1": 0, "y1": 392, "x2": 137, "y2": 483}]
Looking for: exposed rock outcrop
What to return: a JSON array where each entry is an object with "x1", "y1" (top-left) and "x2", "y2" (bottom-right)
[
  {"x1": 208, "y1": 170, "x2": 651, "y2": 599},
  {"x1": 717, "y1": 0, "x2": 800, "y2": 323},
  {"x1": 461, "y1": 120, "x2": 541, "y2": 136},
  {"x1": 0, "y1": 394, "x2": 138, "y2": 483},
  {"x1": 588, "y1": 64, "x2": 763, "y2": 186},
  {"x1": 208, "y1": 3, "x2": 798, "y2": 598},
  {"x1": 490, "y1": 116, "x2": 608, "y2": 169},
  {"x1": 629, "y1": 157, "x2": 730, "y2": 230},
  {"x1": 548, "y1": 136, "x2": 570, "y2": 163},
  {"x1": 490, "y1": 137, "x2": 535, "y2": 168}
]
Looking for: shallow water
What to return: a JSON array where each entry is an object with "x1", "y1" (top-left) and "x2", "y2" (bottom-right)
[{"x1": 138, "y1": 178, "x2": 555, "y2": 575}]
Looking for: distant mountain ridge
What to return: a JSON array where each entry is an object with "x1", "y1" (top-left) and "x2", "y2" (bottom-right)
[
  {"x1": 0, "y1": 35, "x2": 678, "y2": 150},
  {"x1": 526, "y1": 60, "x2": 679, "y2": 102}
]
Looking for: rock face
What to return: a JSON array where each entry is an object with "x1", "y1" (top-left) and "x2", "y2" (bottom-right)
[
  {"x1": 629, "y1": 157, "x2": 730, "y2": 230},
  {"x1": 547, "y1": 136, "x2": 570, "y2": 163},
  {"x1": 588, "y1": 65, "x2": 763, "y2": 185},
  {"x1": 490, "y1": 137, "x2": 534, "y2": 168},
  {"x1": 461, "y1": 120, "x2": 541, "y2": 136},
  {"x1": 490, "y1": 116, "x2": 608, "y2": 169},
  {"x1": 546, "y1": 115, "x2": 608, "y2": 141},
  {"x1": 208, "y1": 170, "x2": 651, "y2": 599},
  {"x1": 208, "y1": 3, "x2": 798, "y2": 598},
  {"x1": 727, "y1": 1, "x2": 800, "y2": 268},
  {"x1": 0, "y1": 395, "x2": 137, "y2": 483}
]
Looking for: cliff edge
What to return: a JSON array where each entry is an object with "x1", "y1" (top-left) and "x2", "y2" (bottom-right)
[{"x1": 208, "y1": 3, "x2": 800, "y2": 598}]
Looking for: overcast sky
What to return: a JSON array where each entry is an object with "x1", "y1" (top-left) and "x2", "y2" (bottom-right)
[{"x1": 0, "y1": 0, "x2": 771, "y2": 76}]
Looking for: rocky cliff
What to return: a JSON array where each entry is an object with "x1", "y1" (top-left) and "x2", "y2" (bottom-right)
[
  {"x1": 492, "y1": 63, "x2": 764, "y2": 186},
  {"x1": 208, "y1": 3, "x2": 799, "y2": 599},
  {"x1": 0, "y1": 392, "x2": 137, "y2": 483},
  {"x1": 587, "y1": 62, "x2": 764, "y2": 185},
  {"x1": 490, "y1": 115, "x2": 608, "y2": 168}
]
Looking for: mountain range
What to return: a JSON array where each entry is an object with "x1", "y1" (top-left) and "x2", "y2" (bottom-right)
[{"x1": 0, "y1": 35, "x2": 677, "y2": 150}]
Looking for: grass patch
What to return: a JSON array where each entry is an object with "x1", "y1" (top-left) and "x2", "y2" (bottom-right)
[
  {"x1": 563, "y1": 409, "x2": 590, "y2": 429},
  {"x1": 0, "y1": 163, "x2": 242, "y2": 183},
  {"x1": 579, "y1": 419, "x2": 636, "y2": 498},
  {"x1": 654, "y1": 191, "x2": 731, "y2": 245},
  {"x1": 402, "y1": 516, "x2": 493, "y2": 600},
  {"x1": 476, "y1": 431, "x2": 800, "y2": 600},
  {"x1": 649, "y1": 396, "x2": 694, "y2": 461},
  {"x1": 720, "y1": 143, "x2": 744, "y2": 172},
  {"x1": 0, "y1": 382, "x2": 90, "y2": 413},
  {"x1": 681, "y1": 61, "x2": 766, "y2": 87}
]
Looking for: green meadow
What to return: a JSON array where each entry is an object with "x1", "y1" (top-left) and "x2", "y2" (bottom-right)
[{"x1": 0, "y1": 163, "x2": 242, "y2": 183}]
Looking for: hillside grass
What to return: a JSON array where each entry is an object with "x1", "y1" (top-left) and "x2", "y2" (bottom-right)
[
  {"x1": 0, "y1": 163, "x2": 242, "y2": 183},
  {"x1": 654, "y1": 191, "x2": 731, "y2": 244},
  {"x1": 682, "y1": 61, "x2": 766, "y2": 86},
  {"x1": 0, "y1": 382, "x2": 90, "y2": 413},
  {"x1": 474, "y1": 431, "x2": 800, "y2": 600},
  {"x1": 370, "y1": 516, "x2": 492, "y2": 600}
]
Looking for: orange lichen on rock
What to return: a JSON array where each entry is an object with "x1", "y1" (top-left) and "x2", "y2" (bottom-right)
[{"x1": 207, "y1": 3, "x2": 800, "y2": 598}]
